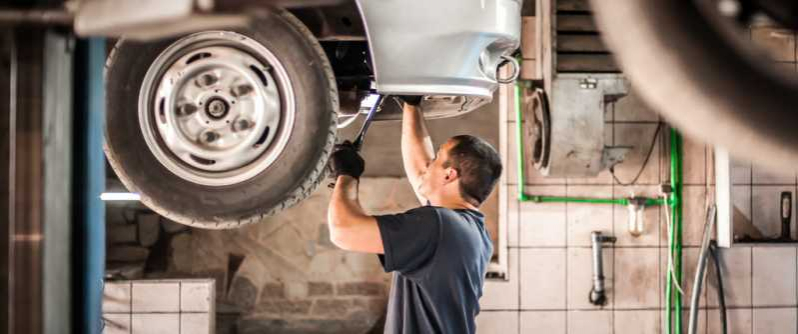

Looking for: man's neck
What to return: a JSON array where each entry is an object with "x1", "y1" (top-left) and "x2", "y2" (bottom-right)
[{"x1": 429, "y1": 197, "x2": 479, "y2": 211}]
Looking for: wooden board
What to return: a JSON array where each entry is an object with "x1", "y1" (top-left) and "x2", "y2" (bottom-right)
[
  {"x1": 556, "y1": 0, "x2": 590, "y2": 12},
  {"x1": 557, "y1": 14, "x2": 597, "y2": 32},
  {"x1": 556, "y1": 54, "x2": 619, "y2": 72},
  {"x1": 556, "y1": 34, "x2": 607, "y2": 52}
]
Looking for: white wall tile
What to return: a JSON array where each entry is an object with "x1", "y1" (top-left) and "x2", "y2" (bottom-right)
[
  {"x1": 681, "y1": 186, "x2": 711, "y2": 247},
  {"x1": 132, "y1": 281, "x2": 180, "y2": 313},
  {"x1": 520, "y1": 311, "x2": 565, "y2": 334},
  {"x1": 103, "y1": 314, "x2": 130, "y2": 334},
  {"x1": 181, "y1": 313, "x2": 212, "y2": 334},
  {"x1": 731, "y1": 158, "x2": 751, "y2": 185},
  {"x1": 752, "y1": 247, "x2": 797, "y2": 306},
  {"x1": 612, "y1": 123, "x2": 661, "y2": 185},
  {"x1": 181, "y1": 280, "x2": 214, "y2": 312},
  {"x1": 566, "y1": 186, "x2": 613, "y2": 247},
  {"x1": 616, "y1": 186, "x2": 661, "y2": 246},
  {"x1": 614, "y1": 248, "x2": 660, "y2": 308},
  {"x1": 753, "y1": 308, "x2": 797, "y2": 334},
  {"x1": 567, "y1": 248, "x2": 613, "y2": 309},
  {"x1": 481, "y1": 248, "x2": 519, "y2": 310},
  {"x1": 519, "y1": 186, "x2": 566, "y2": 247},
  {"x1": 476, "y1": 311, "x2": 518, "y2": 334},
  {"x1": 567, "y1": 310, "x2": 612, "y2": 334},
  {"x1": 751, "y1": 186, "x2": 796, "y2": 239},
  {"x1": 707, "y1": 247, "x2": 752, "y2": 307},
  {"x1": 104, "y1": 282, "x2": 131, "y2": 313},
  {"x1": 752, "y1": 163, "x2": 796, "y2": 185},
  {"x1": 682, "y1": 136, "x2": 707, "y2": 185},
  {"x1": 520, "y1": 249, "x2": 566, "y2": 309},
  {"x1": 731, "y1": 185, "x2": 753, "y2": 240},
  {"x1": 708, "y1": 309, "x2": 751, "y2": 334},
  {"x1": 614, "y1": 310, "x2": 660, "y2": 334},
  {"x1": 131, "y1": 313, "x2": 179, "y2": 334},
  {"x1": 507, "y1": 186, "x2": 519, "y2": 247}
]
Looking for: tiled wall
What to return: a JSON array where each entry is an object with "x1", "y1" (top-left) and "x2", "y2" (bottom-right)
[
  {"x1": 477, "y1": 21, "x2": 798, "y2": 333},
  {"x1": 102, "y1": 279, "x2": 215, "y2": 334}
]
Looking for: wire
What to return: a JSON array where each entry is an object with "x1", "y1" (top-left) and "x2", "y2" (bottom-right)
[
  {"x1": 709, "y1": 241, "x2": 727, "y2": 334},
  {"x1": 611, "y1": 122, "x2": 663, "y2": 186},
  {"x1": 664, "y1": 194, "x2": 685, "y2": 296}
]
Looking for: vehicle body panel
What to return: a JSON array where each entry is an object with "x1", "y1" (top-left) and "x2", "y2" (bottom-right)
[{"x1": 355, "y1": 0, "x2": 521, "y2": 98}]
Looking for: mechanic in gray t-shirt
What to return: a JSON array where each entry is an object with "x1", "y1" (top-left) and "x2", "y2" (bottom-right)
[{"x1": 326, "y1": 96, "x2": 502, "y2": 334}]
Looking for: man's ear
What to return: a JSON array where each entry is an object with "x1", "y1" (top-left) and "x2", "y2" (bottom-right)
[{"x1": 443, "y1": 168, "x2": 459, "y2": 184}]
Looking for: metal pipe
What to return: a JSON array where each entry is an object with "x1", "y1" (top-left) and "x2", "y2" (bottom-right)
[
  {"x1": 666, "y1": 128, "x2": 684, "y2": 334},
  {"x1": 0, "y1": 9, "x2": 72, "y2": 26},
  {"x1": 514, "y1": 83, "x2": 529, "y2": 201},
  {"x1": 589, "y1": 231, "x2": 616, "y2": 306},
  {"x1": 688, "y1": 205, "x2": 716, "y2": 334}
]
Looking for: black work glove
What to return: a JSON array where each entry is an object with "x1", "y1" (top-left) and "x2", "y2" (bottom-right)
[
  {"x1": 393, "y1": 95, "x2": 423, "y2": 107},
  {"x1": 329, "y1": 141, "x2": 365, "y2": 179}
]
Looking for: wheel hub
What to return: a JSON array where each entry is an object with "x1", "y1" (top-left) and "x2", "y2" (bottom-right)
[
  {"x1": 205, "y1": 97, "x2": 229, "y2": 119},
  {"x1": 138, "y1": 31, "x2": 295, "y2": 186}
]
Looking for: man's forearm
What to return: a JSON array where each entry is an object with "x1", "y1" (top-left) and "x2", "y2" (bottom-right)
[
  {"x1": 328, "y1": 176, "x2": 366, "y2": 227},
  {"x1": 326, "y1": 176, "x2": 383, "y2": 253},
  {"x1": 401, "y1": 104, "x2": 434, "y2": 178}
]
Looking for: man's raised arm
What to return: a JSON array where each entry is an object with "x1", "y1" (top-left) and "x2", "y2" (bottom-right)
[{"x1": 399, "y1": 97, "x2": 435, "y2": 204}]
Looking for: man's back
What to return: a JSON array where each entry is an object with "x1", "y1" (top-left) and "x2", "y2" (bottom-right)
[{"x1": 376, "y1": 206, "x2": 493, "y2": 334}]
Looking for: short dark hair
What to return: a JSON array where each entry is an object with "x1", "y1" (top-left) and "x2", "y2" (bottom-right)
[{"x1": 443, "y1": 135, "x2": 503, "y2": 205}]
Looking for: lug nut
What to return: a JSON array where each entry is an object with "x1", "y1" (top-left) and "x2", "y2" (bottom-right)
[
  {"x1": 232, "y1": 84, "x2": 253, "y2": 97},
  {"x1": 202, "y1": 131, "x2": 218, "y2": 143},
  {"x1": 233, "y1": 118, "x2": 252, "y2": 132},
  {"x1": 178, "y1": 103, "x2": 198, "y2": 116},
  {"x1": 196, "y1": 73, "x2": 218, "y2": 87}
]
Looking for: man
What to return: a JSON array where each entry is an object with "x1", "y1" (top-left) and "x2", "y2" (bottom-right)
[{"x1": 326, "y1": 96, "x2": 502, "y2": 334}]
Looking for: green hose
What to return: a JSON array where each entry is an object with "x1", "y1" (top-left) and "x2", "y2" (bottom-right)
[
  {"x1": 514, "y1": 83, "x2": 530, "y2": 201},
  {"x1": 665, "y1": 128, "x2": 684, "y2": 334}
]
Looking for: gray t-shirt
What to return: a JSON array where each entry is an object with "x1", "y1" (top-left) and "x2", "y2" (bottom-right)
[{"x1": 376, "y1": 206, "x2": 493, "y2": 334}]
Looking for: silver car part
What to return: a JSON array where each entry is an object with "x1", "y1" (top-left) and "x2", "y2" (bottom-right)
[
  {"x1": 355, "y1": 0, "x2": 521, "y2": 98},
  {"x1": 139, "y1": 30, "x2": 295, "y2": 187},
  {"x1": 524, "y1": 75, "x2": 630, "y2": 177},
  {"x1": 73, "y1": 0, "x2": 348, "y2": 39},
  {"x1": 73, "y1": 0, "x2": 251, "y2": 40}
]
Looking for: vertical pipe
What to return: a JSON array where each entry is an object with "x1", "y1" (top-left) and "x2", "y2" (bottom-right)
[
  {"x1": 673, "y1": 129, "x2": 683, "y2": 334},
  {"x1": 514, "y1": 83, "x2": 529, "y2": 201},
  {"x1": 73, "y1": 38, "x2": 105, "y2": 334},
  {"x1": 665, "y1": 128, "x2": 684, "y2": 334}
]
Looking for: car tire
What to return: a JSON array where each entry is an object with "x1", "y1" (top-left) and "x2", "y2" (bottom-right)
[
  {"x1": 104, "y1": 9, "x2": 338, "y2": 229},
  {"x1": 589, "y1": 0, "x2": 798, "y2": 169}
]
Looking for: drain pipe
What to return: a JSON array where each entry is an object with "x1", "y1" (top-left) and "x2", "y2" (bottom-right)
[{"x1": 589, "y1": 231, "x2": 616, "y2": 306}]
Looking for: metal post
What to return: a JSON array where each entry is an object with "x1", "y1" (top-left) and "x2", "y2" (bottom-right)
[{"x1": 73, "y1": 37, "x2": 105, "y2": 334}]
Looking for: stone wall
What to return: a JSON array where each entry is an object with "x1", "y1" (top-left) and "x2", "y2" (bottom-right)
[{"x1": 107, "y1": 177, "x2": 423, "y2": 334}]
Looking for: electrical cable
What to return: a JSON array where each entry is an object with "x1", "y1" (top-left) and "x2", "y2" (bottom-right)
[
  {"x1": 709, "y1": 241, "x2": 727, "y2": 334},
  {"x1": 664, "y1": 194, "x2": 686, "y2": 296},
  {"x1": 611, "y1": 122, "x2": 663, "y2": 186}
]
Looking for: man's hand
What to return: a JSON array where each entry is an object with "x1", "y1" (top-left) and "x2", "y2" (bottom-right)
[
  {"x1": 330, "y1": 141, "x2": 365, "y2": 179},
  {"x1": 394, "y1": 95, "x2": 423, "y2": 107}
]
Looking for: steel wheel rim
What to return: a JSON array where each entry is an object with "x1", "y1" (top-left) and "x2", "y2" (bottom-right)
[{"x1": 138, "y1": 31, "x2": 295, "y2": 186}]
